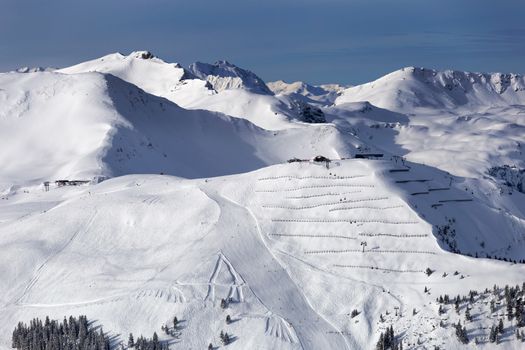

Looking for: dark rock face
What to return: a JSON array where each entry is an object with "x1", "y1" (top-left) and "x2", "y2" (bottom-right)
[
  {"x1": 139, "y1": 51, "x2": 154, "y2": 59},
  {"x1": 488, "y1": 165, "x2": 525, "y2": 193},
  {"x1": 291, "y1": 100, "x2": 326, "y2": 123}
]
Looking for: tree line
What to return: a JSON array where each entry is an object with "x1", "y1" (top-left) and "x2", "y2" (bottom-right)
[{"x1": 12, "y1": 315, "x2": 109, "y2": 350}]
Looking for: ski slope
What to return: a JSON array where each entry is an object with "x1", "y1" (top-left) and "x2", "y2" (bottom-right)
[{"x1": 1, "y1": 160, "x2": 525, "y2": 349}]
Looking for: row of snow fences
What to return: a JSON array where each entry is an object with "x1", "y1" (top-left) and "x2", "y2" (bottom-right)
[
  {"x1": 255, "y1": 184, "x2": 375, "y2": 192},
  {"x1": 262, "y1": 197, "x2": 390, "y2": 210},
  {"x1": 257, "y1": 175, "x2": 366, "y2": 181},
  {"x1": 271, "y1": 218, "x2": 419, "y2": 224},
  {"x1": 269, "y1": 233, "x2": 358, "y2": 240},
  {"x1": 333, "y1": 264, "x2": 424, "y2": 273},
  {"x1": 305, "y1": 248, "x2": 436, "y2": 255}
]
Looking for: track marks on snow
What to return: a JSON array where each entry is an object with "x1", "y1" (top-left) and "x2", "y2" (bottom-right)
[
  {"x1": 133, "y1": 287, "x2": 186, "y2": 303},
  {"x1": 15, "y1": 211, "x2": 98, "y2": 305},
  {"x1": 265, "y1": 313, "x2": 299, "y2": 343},
  {"x1": 205, "y1": 252, "x2": 245, "y2": 304},
  {"x1": 201, "y1": 187, "x2": 351, "y2": 349},
  {"x1": 270, "y1": 233, "x2": 357, "y2": 240}
]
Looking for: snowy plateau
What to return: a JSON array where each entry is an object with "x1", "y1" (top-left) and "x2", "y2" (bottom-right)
[{"x1": 2, "y1": 51, "x2": 525, "y2": 350}]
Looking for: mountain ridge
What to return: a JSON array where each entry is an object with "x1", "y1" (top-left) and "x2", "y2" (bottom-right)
[
  {"x1": 337, "y1": 66, "x2": 525, "y2": 110},
  {"x1": 188, "y1": 60, "x2": 273, "y2": 95}
]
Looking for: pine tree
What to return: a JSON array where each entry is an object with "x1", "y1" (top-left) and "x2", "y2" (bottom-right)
[
  {"x1": 376, "y1": 333, "x2": 384, "y2": 350},
  {"x1": 490, "y1": 299, "x2": 496, "y2": 313},
  {"x1": 465, "y1": 308, "x2": 471, "y2": 322},
  {"x1": 454, "y1": 321, "x2": 468, "y2": 344},
  {"x1": 222, "y1": 332, "x2": 230, "y2": 345},
  {"x1": 226, "y1": 315, "x2": 231, "y2": 324},
  {"x1": 438, "y1": 304, "x2": 443, "y2": 315},
  {"x1": 461, "y1": 326, "x2": 468, "y2": 344},
  {"x1": 153, "y1": 331, "x2": 159, "y2": 344},
  {"x1": 516, "y1": 298, "x2": 525, "y2": 326},
  {"x1": 507, "y1": 299, "x2": 514, "y2": 320},
  {"x1": 375, "y1": 326, "x2": 398, "y2": 350},
  {"x1": 173, "y1": 316, "x2": 178, "y2": 329},
  {"x1": 128, "y1": 333, "x2": 135, "y2": 348},
  {"x1": 489, "y1": 325, "x2": 498, "y2": 343},
  {"x1": 489, "y1": 325, "x2": 496, "y2": 343},
  {"x1": 498, "y1": 318, "x2": 504, "y2": 334}
]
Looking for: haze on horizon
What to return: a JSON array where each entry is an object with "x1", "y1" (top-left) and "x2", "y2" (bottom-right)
[{"x1": 1, "y1": 0, "x2": 524, "y2": 85}]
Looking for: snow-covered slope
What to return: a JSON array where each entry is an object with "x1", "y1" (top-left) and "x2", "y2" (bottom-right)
[
  {"x1": 0, "y1": 70, "x2": 359, "y2": 188},
  {"x1": 268, "y1": 80, "x2": 346, "y2": 106},
  {"x1": 336, "y1": 67, "x2": 525, "y2": 111},
  {"x1": 3, "y1": 54, "x2": 525, "y2": 350},
  {"x1": 2, "y1": 160, "x2": 525, "y2": 349},
  {"x1": 58, "y1": 51, "x2": 213, "y2": 104},
  {"x1": 332, "y1": 68, "x2": 525, "y2": 179},
  {"x1": 189, "y1": 60, "x2": 273, "y2": 95},
  {"x1": 59, "y1": 52, "x2": 330, "y2": 130}
]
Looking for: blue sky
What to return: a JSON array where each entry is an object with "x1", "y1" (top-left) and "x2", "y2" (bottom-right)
[{"x1": 1, "y1": 0, "x2": 524, "y2": 84}]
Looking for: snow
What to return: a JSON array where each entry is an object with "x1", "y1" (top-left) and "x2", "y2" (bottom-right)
[
  {"x1": 2, "y1": 52, "x2": 525, "y2": 349},
  {"x1": 336, "y1": 67, "x2": 525, "y2": 111},
  {"x1": 267, "y1": 80, "x2": 346, "y2": 106},
  {"x1": 58, "y1": 51, "x2": 211, "y2": 105},
  {"x1": 0, "y1": 70, "x2": 360, "y2": 188},
  {"x1": 2, "y1": 160, "x2": 525, "y2": 349},
  {"x1": 188, "y1": 60, "x2": 274, "y2": 95},
  {"x1": 58, "y1": 51, "x2": 331, "y2": 130},
  {"x1": 333, "y1": 67, "x2": 525, "y2": 178}
]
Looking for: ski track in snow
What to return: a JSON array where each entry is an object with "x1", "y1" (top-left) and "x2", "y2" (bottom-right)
[
  {"x1": 200, "y1": 186, "x2": 350, "y2": 350},
  {"x1": 14, "y1": 211, "x2": 98, "y2": 306}
]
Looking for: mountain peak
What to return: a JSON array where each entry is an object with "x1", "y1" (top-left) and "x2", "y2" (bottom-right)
[
  {"x1": 188, "y1": 60, "x2": 273, "y2": 95},
  {"x1": 129, "y1": 50, "x2": 156, "y2": 60},
  {"x1": 267, "y1": 80, "x2": 346, "y2": 106},
  {"x1": 214, "y1": 59, "x2": 233, "y2": 66},
  {"x1": 337, "y1": 66, "x2": 525, "y2": 110}
]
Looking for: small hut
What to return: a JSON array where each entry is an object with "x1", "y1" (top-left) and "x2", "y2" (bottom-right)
[{"x1": 312, "y1": 155, "x2": 331, "y2": 169}]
